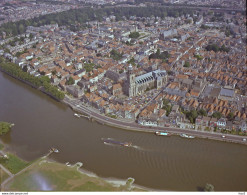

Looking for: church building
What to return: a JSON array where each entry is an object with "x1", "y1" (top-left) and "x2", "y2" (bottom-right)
[{"x1": 124, "y1": 65, "x2": 167, "y2": 97}]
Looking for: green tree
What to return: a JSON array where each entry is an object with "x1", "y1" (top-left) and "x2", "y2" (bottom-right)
[
  {"x1": 212, "y1": 112, "x2": 222, "y2": 119},
  {"x1": 22, "y1": 65, "x2": 28, "y2": 72},
  {"x1": 66, "y1": 77, "x2": 75, "y2": 85},
  {"x1": 227, "y1": 112, "x2": 235, "y2": 121},
  {"x1": 184, "y1": 61, "x2": 190, "y2": 67},
  {"x1": 198, "y1": 109, "x2": 207, "y2": 116},
  {"x1": 186, "y1": 110, "x2": 198, "y2": 123},
  {"x1": 129, "y1": 32, "x2": 140, "y2": 39},
  {"x1": 110, "y1": 49, "x2": 123, "y2": 61},
  {"x1": 0, "y1": 122, "x2": 12, "y2": 135},
  {"x1": 52, "y1": 70, "x2": 57, "y2": 76}
]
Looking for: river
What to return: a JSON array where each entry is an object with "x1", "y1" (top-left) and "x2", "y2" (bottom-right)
[{"x1": 0, "y1": 71, "x2": 247, "y2": 191}]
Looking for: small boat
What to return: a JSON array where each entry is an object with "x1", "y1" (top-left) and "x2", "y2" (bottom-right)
[
  {"x1": 103, "y1": 139, "x2": 132, "y2": 147},
  {"x1": 66, "y1": 162, "x2": 71, "y2": 166},
  {"x1": 155, "y1": 131, "x2": 171, "y2": 136},
  {"x1": 180, "y1": 133, "x2": 195, "y2": 139},
  {"x1": 74, "y1": 113, "x2": 80, "y2": 118},
  {"x1": 51, "y1": 148, "x2": 59, "y2": 153}
]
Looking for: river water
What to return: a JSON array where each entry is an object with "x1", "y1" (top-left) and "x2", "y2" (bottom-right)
[{"x1": 0, "y1": 72, "x2": 247, "y2": 191}]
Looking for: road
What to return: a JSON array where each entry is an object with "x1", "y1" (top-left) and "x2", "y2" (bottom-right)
[{"x1": 64, "y1": 96, "x2": 247, "y2": 145}]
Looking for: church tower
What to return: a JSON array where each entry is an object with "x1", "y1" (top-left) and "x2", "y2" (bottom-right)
[{"x1": 127, "y1": 65, "x2": 136, "y2": 97}]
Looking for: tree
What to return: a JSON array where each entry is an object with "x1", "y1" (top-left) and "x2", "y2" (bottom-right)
[
  {"x1": 185, "y1": 110, "x2": 198, "y2": 123},
  {"x1": 129, "y1": 32, "x2": 140, "y2": 39},
  {"x1": 149, "y1": 50, "x2": 170, "y2": 60},
  {"x1": 184, "y1": 61, "x2": 190, "y2": 67},
  {"x1": 110, "y1": 49, "x2": 123, "y2": 61},
  {"x1": 0, "y1": 122, "x2": 12, "y2": 135},
  {"x1": 22, "y1": 65, "x2": 28, "y2": 72},
  {"x1": 212, "y1": 112, "x2": 222, "y2": 119},
  {"x1": 52, "y1": 70, "x2": 57, "y2": 76},
  {"x1": 198, "y1": 109, "x2": 207, "y2": 116},
  {"x1": 204, "y1": 183, "x2": 214, "y2": 191},
  {"x1": 227, "y1": 112, "x2": 235, "y2": 121},
  {"x1": 66, "y1": 77, "x2": 75, "y2": 85}
]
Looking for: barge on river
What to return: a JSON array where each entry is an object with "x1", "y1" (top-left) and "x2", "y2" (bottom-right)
[{"x1": 103, "y1": 139, "x2": 132, "y2": 147}]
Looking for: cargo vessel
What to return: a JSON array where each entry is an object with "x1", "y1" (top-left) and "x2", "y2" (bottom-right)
[{"x1": 103, "y1": 139, "x2": 132, "y2": 147}]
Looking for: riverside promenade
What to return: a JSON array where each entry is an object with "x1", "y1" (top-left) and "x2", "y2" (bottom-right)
[{"x1": 63, "y1": 96, "x2": 247, "y2": 145}]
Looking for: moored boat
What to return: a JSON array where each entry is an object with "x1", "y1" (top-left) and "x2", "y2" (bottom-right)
[
  {"x1": 155, "y1": 131, "x2": 171, "y2": 136},
  {"x1": 50, "y1": 148, "x2": 59, "y2": 153},
  {"x1": 74, "y1": 113, "x2": 80, "y2": 118},
  {"x1": 180, "y1": 133, "x2": 195, "y2": 139}
]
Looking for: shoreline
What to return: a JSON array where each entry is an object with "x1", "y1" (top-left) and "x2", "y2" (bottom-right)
[
  {"x1": 43, "y1": 158, "x2": 156, "y2": 191},
  {"x1": 64, "y1": 99, "x2": 247, "y2": 146},
  {"x1": 0, "y1": 144, "x2": 152, "y2": 191},
  {"x1": 1, "y1": 68, "x2": 247, "y2": 146}
]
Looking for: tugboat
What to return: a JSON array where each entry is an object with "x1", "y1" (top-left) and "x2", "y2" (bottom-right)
[
  {"x1": 155, "y1": 131, "x2": 172, "y2": 136},
  {"x1": 180, "y1": 133, "x2": 195, "y2": 139},
  {"x1": 103, "y1": 138, "x2": 132, "y2": 147}
]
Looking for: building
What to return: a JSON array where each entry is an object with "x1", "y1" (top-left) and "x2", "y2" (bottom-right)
[
  {"x1": 218, "y1": 87, "x2": 235, "y2": 101},
  {"x1": 124, "y1": 65, "x2": 167, "y2": 97},
  {"x1": 160, "y1": 29, "x2": 178, "y2": 39}
]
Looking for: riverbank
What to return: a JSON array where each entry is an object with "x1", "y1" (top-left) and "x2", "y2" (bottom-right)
[
  {"x1": 1, "y1": 67, "x2": 247, "y2": 146},
  {"x1": 0, "y1": 63, "x2": 64, "y2": 101},
  {"x1": 64, "y1": 97, "x2": 247, "y2": 146},
  {"x1": 2, "y1": 154, "x2": 148, "y2": 191},
  {"x1": 0, "y1": 139, "x2": 148, "y2": 191}
]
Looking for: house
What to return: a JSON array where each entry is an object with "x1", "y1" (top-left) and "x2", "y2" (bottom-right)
[
  {"x1": 209, "y1": 118, "x2": 218, "y2": 128},
  {"x1": 75, "y1": 69, "x2": 86, "y2": 78},
  {"x1": 138, "y1": 116, "x2": 158, "y2": 127},
  {"x1": 112, "y1": 83, "x2": 123, "y2": 96},
  {"x1": 239, "y1": 121, "x2": 247, "y2": 132},
  {"x1": 176, "y1": 115, "x2": 194, "y2": 129},
  {"x1": 71, "y1": 75, "x2": 81, "y2": 85},
  {"x1": 66, "y1": 85, "x2": 84, "y2": 98},
  {"x1": 217, "y1": 118, "x2": 227, "y2": 129}
]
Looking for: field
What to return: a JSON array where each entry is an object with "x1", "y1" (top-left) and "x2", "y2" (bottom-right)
[
  {"x1": 5, "y1": 159, "x2": 145, "y2": 191},
  {"x1": 0, "y1": 153, "x2": 30, "y2": 174}
]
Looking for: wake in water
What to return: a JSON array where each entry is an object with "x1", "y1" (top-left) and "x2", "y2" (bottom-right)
[{"x1": 101, "y1": 137, "x2": 150, "y2": 151}]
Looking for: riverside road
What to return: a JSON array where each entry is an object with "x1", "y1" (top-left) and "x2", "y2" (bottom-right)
[{"x1": 64, "y1": 96, "x2": 247, "y2": 145}]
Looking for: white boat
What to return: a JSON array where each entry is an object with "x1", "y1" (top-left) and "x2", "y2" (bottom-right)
[
  {"x1": 180, "y1": 133, "x2": 195, "y2": 139},
  {"x1": 51, "y1": 148, "x2": 59, "y2": 153},
  {"x1": 155, "y1": 131, "x2": 172, "y2": 136},
  {"x1": 74, "y1": 113, "x2": 80, "y2": 118},
  {"x1": 66, "y1": 162, "x2": 71, "y2": 166}
]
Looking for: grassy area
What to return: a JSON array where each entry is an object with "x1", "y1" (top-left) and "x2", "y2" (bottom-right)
[
  {"x1": 0, "y1": 143, "x2": 4, "y2": 150},
  {"x1": 5, "y1": 160, "x2": 145, "y2": 191},
  {"x1": 0, "y1": 121, "x2": 12, "y2": 135},
  {"x1": 0, "y1": 153, "x2": 30, "y2": 174},
  {"x1": 0, "y1": 168, "x2": 9, "y2": 184},
  {"x1": 107, "y1": 114, "x2": 117, "y2": 119}
]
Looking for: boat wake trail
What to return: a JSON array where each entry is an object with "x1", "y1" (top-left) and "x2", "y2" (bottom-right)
[{"x1": 101, "y1": 138, "x2": 151, "y2": 151}]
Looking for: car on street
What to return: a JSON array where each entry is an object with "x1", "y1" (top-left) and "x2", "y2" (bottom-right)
[
  {"x1": 243, "y1": 138, "x2": 246, "y2": 142},
  {"x1": 222, "y1": 135, "x2": 226, "y2": 138}
]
